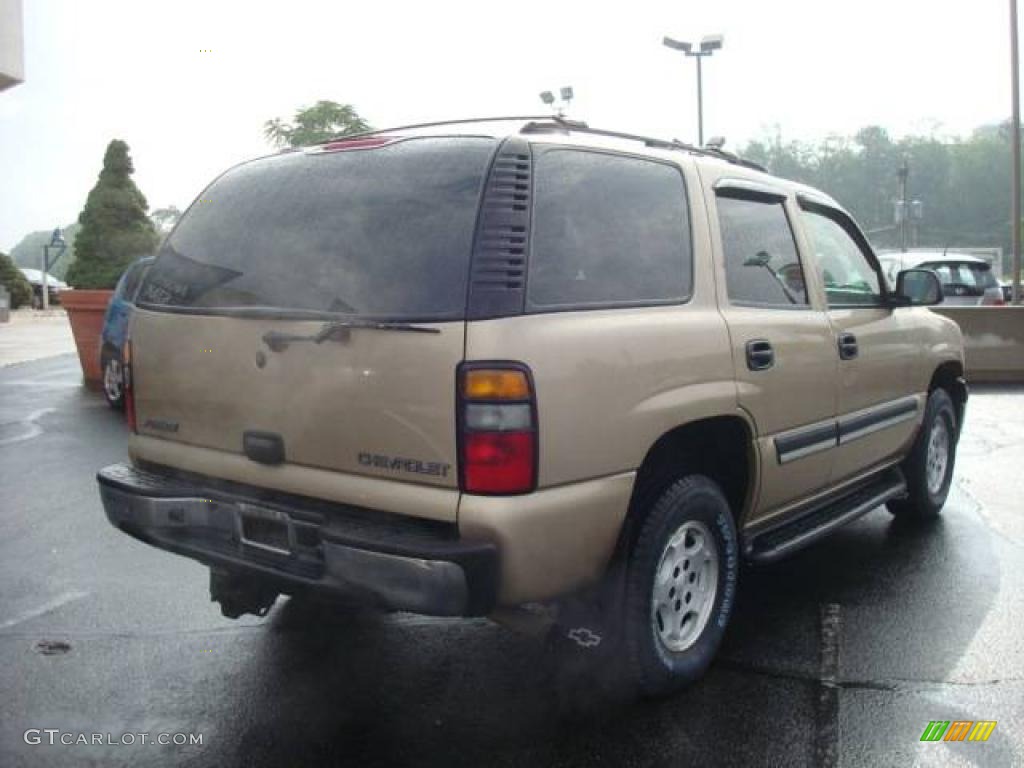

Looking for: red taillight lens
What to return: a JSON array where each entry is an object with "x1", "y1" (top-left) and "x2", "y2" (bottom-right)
[
  {"x1": 464, "y1": 432, "x2": 534, "y2": 493},
  {"x1": 123, "y1": 340, "x2": 137, "y2": 432},
  {"x1": 459, "y1": 365, "x2": 537, "y2": 495}
]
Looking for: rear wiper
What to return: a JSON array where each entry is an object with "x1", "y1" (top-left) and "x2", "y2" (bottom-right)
[{"x1": 262, "y1": 319, "x2": 440, "y2": 352}]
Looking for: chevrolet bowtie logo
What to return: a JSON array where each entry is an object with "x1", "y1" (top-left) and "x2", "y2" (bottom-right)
[{"x1": 567, "y1": 627, "x2": 602, "y2": 648}]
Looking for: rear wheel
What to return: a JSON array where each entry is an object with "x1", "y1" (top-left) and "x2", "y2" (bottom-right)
[
  {"x1": 623, "y1": 475, "x2": 739, "y2": 697},
  {"x1": 887, "y1": 388, "x2": 957, "y2": 520},
  {"x1": 101, "y1": 348, "x2": 125, "y2": 410}
]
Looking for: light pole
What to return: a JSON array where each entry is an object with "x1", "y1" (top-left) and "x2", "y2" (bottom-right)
[
  {"x1": 663, "y1": 34, "x2": 724, "y2": 146},
  {"x1": 40, "y1": 227, "x2": 66, "y2": 311},
  {"x1": 1011, "y1": 0, "x2": 1021, "y2": 304}
]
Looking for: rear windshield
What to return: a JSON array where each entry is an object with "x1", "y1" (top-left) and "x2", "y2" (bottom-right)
[
  {"x1": 137, "y1": 137, "x2": 496, "y2": 320},
  {"x1": 917, "y1": 261, "x2": 997, "y2": 290}
]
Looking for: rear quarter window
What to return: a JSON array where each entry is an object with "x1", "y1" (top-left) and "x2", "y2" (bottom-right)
[{"x1": 527, "y1": 149, "x2": 692, "y2": 309}]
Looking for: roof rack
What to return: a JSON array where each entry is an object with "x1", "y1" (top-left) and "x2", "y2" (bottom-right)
[
  {"x1": 520, "y1": 117, "x2": 767, "y2": 172},
  {"x1": 315, "y1": 114, "x2": 766, "y2": 172},
  {"x1": 317, "y1": 115, "x2": 556, "y2": 145}
]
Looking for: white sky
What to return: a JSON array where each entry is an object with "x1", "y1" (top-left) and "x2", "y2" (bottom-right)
[{"x1": 0, "y1": 0, "x2": 1017, "y2": 250}]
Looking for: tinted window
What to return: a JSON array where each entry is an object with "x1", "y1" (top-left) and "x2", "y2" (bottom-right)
[
  {"x1": 802, "y1": 209, "x2": 883, "y2": 307},
  {"x1": 716, "y1": 195, "x2": 808, "y2": 306},
  {"x1": 917, "y1": 261, "x2": 997, "y2": 291},
  {"x1": 137, "y1": 137, "x2": 496, "y2": 320},
  {"x1": 122, "y1": 262, "x2": 149, "y2": 302},
  {"x1": 528, "y1": 150, "x2": 691, "y2": 308}
]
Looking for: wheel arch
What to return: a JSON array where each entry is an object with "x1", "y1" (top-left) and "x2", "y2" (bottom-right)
[
  {"x1": 928, "y1": 360, "x2": 966, "y2": 437},
  {"x1": 612, "y1": 414, "x2": 757, "y2": 568}
]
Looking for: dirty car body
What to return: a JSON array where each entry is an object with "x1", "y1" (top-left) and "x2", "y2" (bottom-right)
[{"x1": 97, "y1": 118, "x2": 967, "y2": 695}]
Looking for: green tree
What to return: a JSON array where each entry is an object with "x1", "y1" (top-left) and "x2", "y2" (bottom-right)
[
  {"x1": 263, "y1": 100, "x2": 371, "y2": 148},
  {"x1": 740, "y1": 121, "x2": 1023, "y2": 271},
  {"x1": 0, "y1": 251, "x2": 33, "y2": 308},
  {"x1": 65, "y1": 140, "x2": 159, "y2": 289}
]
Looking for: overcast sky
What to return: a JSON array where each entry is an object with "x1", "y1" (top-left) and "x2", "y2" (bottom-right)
[{"x1": 0, "y1": 0, "x2": 1017, "y2": 251}]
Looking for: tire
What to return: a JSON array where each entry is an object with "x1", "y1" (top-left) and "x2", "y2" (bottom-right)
[
  {"x1": 623, "y1": 475, "x2": 739, "y2": 697},
  {"x1": 101, "y1": 348, "x2": 125, "y2": 410},
  {"x1": 886, "y1": 388, "x2": 957, "y2": 520}
]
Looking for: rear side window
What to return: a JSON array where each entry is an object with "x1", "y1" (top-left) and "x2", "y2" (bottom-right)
[
  {"x1": 716, "y1": 195, "x2": 808, "y2": 307},
  {"x1": 137, "y1": 137, "x2": 496, "y2": 320},
  {"x1": 527, "y1": 149, "x2": 691, "y2": 309}
]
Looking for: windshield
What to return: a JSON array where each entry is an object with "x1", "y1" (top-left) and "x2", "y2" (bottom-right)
[{"x1": 136, "y1": 137, "x2": 496, "y2": 320}]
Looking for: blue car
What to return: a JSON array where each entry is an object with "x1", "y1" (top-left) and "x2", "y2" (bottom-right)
[{"x1": 100, "y1": 256, "x2": 154, "y2": 409}]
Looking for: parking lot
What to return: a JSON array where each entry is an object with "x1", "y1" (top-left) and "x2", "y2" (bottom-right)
[{"x1": 1, "y1": 353, "x2": 1022, "y2": 767}]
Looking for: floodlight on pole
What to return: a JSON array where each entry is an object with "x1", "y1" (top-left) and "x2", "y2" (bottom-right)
[
  {"x1": 662, "y1": 36, "x2": 691, "y2": 52},
  {"x1": 539, "y1": 86, "x2": 575, "y2": 116},
  {"x1": 662, "y1": 33, "x2": 725, "y2": 146},
  {"x1": 40, "y1": 227, "x2": 67, "y2": 312},
  {"x1": 700, "y1": 34, "x2": 724, "y2": 52}
]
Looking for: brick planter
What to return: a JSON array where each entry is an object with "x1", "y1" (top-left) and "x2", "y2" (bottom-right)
[{"x1": 61, "y1": 289, "x2": 113, "y2": 385}]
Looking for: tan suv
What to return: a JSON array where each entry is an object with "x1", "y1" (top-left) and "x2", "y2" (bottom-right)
[{"x1": 97, "y1": 117, "x2": 966, "y2": 696}]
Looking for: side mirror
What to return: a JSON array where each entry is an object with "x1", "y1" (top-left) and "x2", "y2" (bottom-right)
[{"x1": 895, "y1": 269, "x2": 943, "y2": 306}]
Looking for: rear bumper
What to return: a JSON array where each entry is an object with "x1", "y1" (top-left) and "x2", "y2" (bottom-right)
[{"x1": 97, "y1": 463, "x2": 498, "y2": 617}]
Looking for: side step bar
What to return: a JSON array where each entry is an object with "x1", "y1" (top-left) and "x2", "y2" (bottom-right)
[{"x1": 745, "y1": 467, "x2": 907, "y2": 564}]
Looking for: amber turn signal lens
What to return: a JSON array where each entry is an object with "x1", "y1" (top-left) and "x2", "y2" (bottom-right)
[{"x1": 463, "y1": 369, "x2": 530, "y2": 400}]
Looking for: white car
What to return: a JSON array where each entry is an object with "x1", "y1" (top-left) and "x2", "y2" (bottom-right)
[
  {"x1": 18, "y1": 268, "x2": 68, "y2": 308},
  {"x1": 877, "y1": 252, "x2": 1004, "y2": 306}
]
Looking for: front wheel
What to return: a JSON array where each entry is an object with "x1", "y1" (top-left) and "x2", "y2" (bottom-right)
[
  {"x1": 623, "y1": 475, "x2": 739, "y2": 697},
  {"x1": 887, "y1": 388, "x2": 957, "y2": 520}
]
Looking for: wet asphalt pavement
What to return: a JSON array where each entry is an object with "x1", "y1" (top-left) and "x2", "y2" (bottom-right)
[{"x1": 1, "y1": 354, "x2": 1022, "y2": 767}]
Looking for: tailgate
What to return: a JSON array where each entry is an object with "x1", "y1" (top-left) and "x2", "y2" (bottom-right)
[
  {"x1": 131, "y1": 310, "x2": 464, "y2": 504},
  {"x1": 126, "y1": 136, "x2": 498, "y2": 522}
]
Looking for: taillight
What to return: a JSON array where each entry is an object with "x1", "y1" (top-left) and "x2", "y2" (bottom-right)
[
  {"x1": 123, "y1": 339, "x2": 137, "y2": 432},
  {"x1": 459, "y1": 365, "x2": 537, "y2": 494}
]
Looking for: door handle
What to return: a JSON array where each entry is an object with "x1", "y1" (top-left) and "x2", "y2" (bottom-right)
[
  {"x1": 746, "y1": 339, "x2": 775, "y2": 371},
  {"x1": 838, "y1": 332, "x2": 858, "y2": 360}
]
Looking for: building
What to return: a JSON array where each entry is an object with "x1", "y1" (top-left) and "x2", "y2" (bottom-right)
[{"x1": 0, "y1": 0, "x2": 25, "y2": 91}]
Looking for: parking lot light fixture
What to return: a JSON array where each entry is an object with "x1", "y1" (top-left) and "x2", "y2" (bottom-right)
[
  {"x1": 663, "y1": 33, "x2": 725, "y2": 146},
  {"x1": 40, "y1": 227, "x2": 67, "y2": 312}
]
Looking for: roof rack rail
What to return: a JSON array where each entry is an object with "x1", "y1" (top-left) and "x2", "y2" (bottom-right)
[
  {"x1": 316, "y1": 115, "x2": 556, "y2": 146},
  {"x1": 520, "y1": 117, "x2": 767, "y2": 172}
]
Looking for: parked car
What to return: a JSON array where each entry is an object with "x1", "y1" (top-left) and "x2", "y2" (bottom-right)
[
  {"x1": 19, "y1": 268, "x2": 66, "y2": 308},
  {"x1": 878, "y1": 251, "x2": 1004, "y2": 305},
  {"x1": 96, "y1": 118, "x2": 966, "y2": 697},
  {"x1": 99, "y1": 257, "x2": 154, "y2": 409}
]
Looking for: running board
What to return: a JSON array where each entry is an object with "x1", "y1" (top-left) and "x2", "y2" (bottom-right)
[{"x1": 745, "y1": 467, "x2": 907, "y2": 564}]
